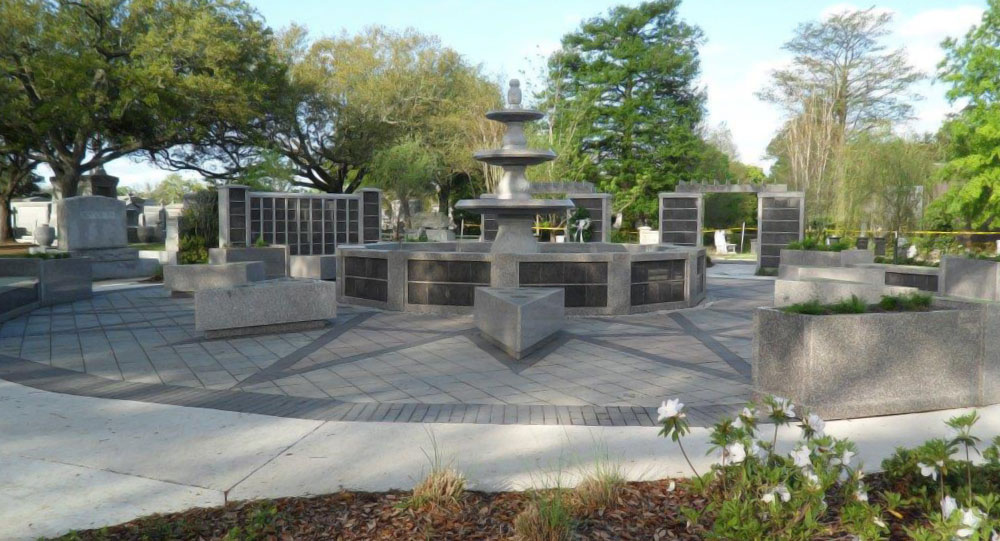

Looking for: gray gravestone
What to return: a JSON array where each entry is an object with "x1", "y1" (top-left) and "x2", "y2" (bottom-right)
[{"x1": 56, "y1": 196, "x2": 127, "y2": 251}]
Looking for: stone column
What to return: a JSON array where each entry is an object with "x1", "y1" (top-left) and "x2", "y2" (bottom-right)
[
  {"x1": 217, "y1": 185, "x2": 249, "y2": 248},
  {"x1": 757, "y1": 192, "x2": 805, "y2": 272},
  {"x1": 658, "y1": 193, "x2": 703, "y2": 247}
]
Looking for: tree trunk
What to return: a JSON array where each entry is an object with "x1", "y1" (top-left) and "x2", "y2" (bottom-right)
[
  {"x1": 438, "y1": 181, "x2": 450, "y2": 216},
  {"x1": 52, "y1": 170, "x2": 82, "y2": 199},
  {"x1": 0, "y1": 197, "x2": 11, "y2": 243}
]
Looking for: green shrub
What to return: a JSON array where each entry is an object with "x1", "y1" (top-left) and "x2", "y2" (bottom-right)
[
  {"x1": 878, "y1": 292, "x2": 932, "y2": 312},
  {"x1": 786, "y1": 236, "x2": 850, "y2": 252},
  {"x1": 829, "y1": 295, "x2": 866, "y2": 314},
  {"x1": 253, "y1": 235, "x2": 267, "y2": 247},
  {"x1": 178, "y1": 235, "x2": 208, "y2": 264},
  {"x1": 783, "y1": 298, "x2": 827, "y2": 315}
]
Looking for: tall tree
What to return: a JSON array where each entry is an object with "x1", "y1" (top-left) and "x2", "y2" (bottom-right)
[
  {"x1": 368, "y1": 139, "x2": 438, "y2": 226},
  {"x1": 0, "y1": 0, "x2": 285, "y2": 197},
  {"x1": 761, "y1": 7, "x2": 923, "y2": 221},
  {"x1": 541, "y1": 0, "x2": 706, "y2": 225},
  {"x1": 0, "y1": 142, "x2": 41, "y2": 242},
  {"x1": 933, "y1": 0, "x2": 1000, "y2": 232},
  {"x1": 213, "y1": 26, "x2": 503, "y2": 197}
]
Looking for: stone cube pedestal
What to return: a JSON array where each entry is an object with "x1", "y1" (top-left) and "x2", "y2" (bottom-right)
[{"x1": 474, "y1": 287, "x2": 564, "y2": 359}]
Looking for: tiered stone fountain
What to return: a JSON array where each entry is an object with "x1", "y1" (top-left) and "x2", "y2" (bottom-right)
[
  {"x1": 336, "y1": 80, "x2": 707, "y2": 316},
  {"x1": 455, "y1": 80, "x2": 575, "y2": 254}
]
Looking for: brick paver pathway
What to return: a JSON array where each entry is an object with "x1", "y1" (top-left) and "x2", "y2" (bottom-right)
[{"x1": 0, "y1": 274, "x2": 772, "y2": 426}]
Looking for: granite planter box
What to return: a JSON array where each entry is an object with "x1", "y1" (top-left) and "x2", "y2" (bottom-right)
[
  {"x1": 209, "y1": 246, "x2": 289, "y2": 279},
  {"x1": 0, "y1": 257, "x2": 92, "y2": 307},
  {"x1": 195, "y1": 279, "x2": 337, "y2": 338},
  {"x1": 163, "y1": 261, "x2": 265, "y2": 296},
  {"x1": 779, "y1": 248, "x2": 873, "y2": 268},
  {"x1": 753, "y1": 303, "x2": 990, "y2": 419},
  {"x1": 941, "y1": 256, "x2": 1000, "y2": 301}
]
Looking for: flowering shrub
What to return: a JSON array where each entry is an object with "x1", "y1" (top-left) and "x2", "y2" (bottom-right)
[
  {"x1": 659, "y1": 395, "x2": 885, "y2": 539},
  {"x1": 661, "y1": 396, "x2": 1000, "y2": 539}
]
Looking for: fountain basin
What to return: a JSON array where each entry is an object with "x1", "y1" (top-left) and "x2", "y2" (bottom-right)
[{"x1": 336, "y1": 242, "x2": 707, "y2": 315}]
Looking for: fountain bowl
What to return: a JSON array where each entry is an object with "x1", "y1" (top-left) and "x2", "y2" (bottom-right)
[
  {"x1": 473, "y1": 149, "x2": 557, "y2": 167},
  {"x1": 485, "y1": 109, "x2": 546, "y2": 123}
]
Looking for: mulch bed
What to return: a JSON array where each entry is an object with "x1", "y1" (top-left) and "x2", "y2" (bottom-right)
[{"x1": 52, "y1": 476, "x2": 916, "y2": 540}]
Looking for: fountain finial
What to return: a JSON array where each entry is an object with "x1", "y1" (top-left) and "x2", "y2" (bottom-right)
[{"x1": 507, "y1": 79, "x2": 522, "y2": 108}]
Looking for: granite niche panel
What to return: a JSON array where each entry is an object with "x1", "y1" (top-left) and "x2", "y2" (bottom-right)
[
  {"x1": 406, "y1": 259, "x2": 490, "y2": 306},
  {"x1": 518, "y1": 261, "x2": 609, "y2": 308},
  {"x1": 630, "y1": 259, "x2": 686, "y2": 306},
  {"x1": 343, "y1": 256, "x2": 389, "y2": 302}
]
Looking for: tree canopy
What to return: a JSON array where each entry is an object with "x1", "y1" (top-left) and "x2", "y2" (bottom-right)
[
  {"x1": 539, "y1": 0, "x2": 708, "y2": 225},
  {"x1": 0, "y1": 0, "x2": 285, "y2": 197},
  {"x1": 931, "y1": 0, "x2": 1000, "y2": 231}
]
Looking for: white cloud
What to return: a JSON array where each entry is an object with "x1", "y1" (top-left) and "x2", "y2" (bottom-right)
[{"x1": 898, "y1": 6, "x2": 982, "y2": 39}]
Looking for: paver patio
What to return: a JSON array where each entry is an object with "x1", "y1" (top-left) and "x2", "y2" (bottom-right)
[{"x1": 0, "y1": 268, "x2": 772, "y2": 426}]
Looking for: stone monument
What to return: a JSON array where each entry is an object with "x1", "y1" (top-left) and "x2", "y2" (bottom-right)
[{"x1": 55, "y1": 196, "x2": 154, "y2": 279}]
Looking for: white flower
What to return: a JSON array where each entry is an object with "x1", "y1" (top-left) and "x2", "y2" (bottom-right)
[
  {"x1": 749, "y1": 440, "x2": 766, "y2": 459},
  {"x1": 762, "y1": 484, "x2": 791, "y2": 504},
  {"x1": 802, "y1": 468, "x2": 820, "y2": 486},
  {"x1": 724, "y1": 442, "x2": 747, "y2": 464},
  {"x1": 804, "y1": 413, "x2": 826, "y2": 437},
  {"x1": 832, "y1": 449, "x2": 855, "y2": 467},
  {"x1": 658, "y1": 398, "x2": 685, "y2": 422},
  {"x1": 770, "y1": 396, "x2": 795, "y2": 418},
  {"x1": 874, "y1": 517, "x2": 886, "y2": 528},
  {"x1": 961, "y1": 508, "x2": 982, "y2": 530},
  {"x1": 855, "y1": 483, "x2": 868, "y2": 502},
  {"x1": 941, "y1": 496, "x2": 959, "y2": 519},
  {"x1": 991, "y1": 531, "x2": 999, "y2": 541},
  {"x1": 790, "y1": 444, "x2": 812, "y2": 468},
  {"x1": 918, "y1": 460, "x2": 944, "y2": 481},
  {"x1": 733, "y1": 416, "x2": 743, "y2": 429},
  {"x1": 667, "y1": 480, "x2": 676, "y2": 492}
]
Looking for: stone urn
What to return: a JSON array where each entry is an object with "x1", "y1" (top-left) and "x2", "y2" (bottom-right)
[{"x1": 33, "y1": 224, "x2": 54, "y2": 247}]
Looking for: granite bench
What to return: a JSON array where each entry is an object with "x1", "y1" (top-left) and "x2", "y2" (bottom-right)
[
  {"x1": 474, "y1": 287, "x2": 564, "y2": 359},
  {"x1": 194, "y1": 279, "x2": 338, "y2": 338}
]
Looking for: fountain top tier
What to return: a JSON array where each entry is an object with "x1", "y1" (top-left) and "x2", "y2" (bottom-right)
[{"x1": 455, "y1": 80, "x2": 574, "y2": 253}]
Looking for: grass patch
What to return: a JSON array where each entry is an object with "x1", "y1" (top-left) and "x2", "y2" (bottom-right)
[
  {"x1": 513, "y1": 489, "x2": 574, "y2": 541},
  {"x1": 572, "y1": 457, "x2": 626, "y2": 512},
  {"x1": 755, "y1": 267, "x2": 778, "y2": 276},
  {"x1": 129, "y1": 242, "x2": 166, "y2": 251},
  {"x1": 397, "y1": 430, "x2": 466, "y2": 511}
]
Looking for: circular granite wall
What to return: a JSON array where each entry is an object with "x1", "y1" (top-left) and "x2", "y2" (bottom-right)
[{"x1": 336, "y1": 242, "x2": 706, "y2": 315}]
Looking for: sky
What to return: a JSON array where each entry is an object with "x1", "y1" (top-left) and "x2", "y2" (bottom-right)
[{"x1": 79, "y1": 0, "x2": 987, "y2": 189}]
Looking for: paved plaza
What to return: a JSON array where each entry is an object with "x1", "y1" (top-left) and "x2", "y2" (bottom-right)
[{"x1": 0, "y1": 266, "x2": 770, "y2": 427}]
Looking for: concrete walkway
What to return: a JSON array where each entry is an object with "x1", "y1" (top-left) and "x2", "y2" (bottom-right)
[{"x1": 2, "y1": 376, "x2": 994, "y2": 540}]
